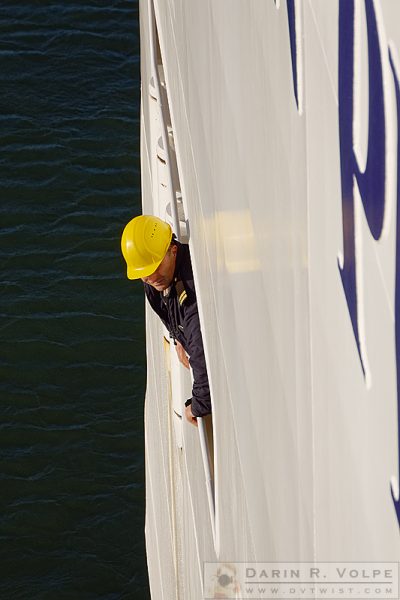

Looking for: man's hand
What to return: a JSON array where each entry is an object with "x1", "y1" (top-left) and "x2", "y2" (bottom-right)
[
  {"x1": 185, "y1": 404, "x2": 198, "y2": 427},
  {"x1": 176, "y1": 341, "x2": 190, "y2": 369}
]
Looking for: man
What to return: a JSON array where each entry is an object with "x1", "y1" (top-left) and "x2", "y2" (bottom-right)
[{"x1": 121, "y1": 214, "x2": 211, "y2": 426}]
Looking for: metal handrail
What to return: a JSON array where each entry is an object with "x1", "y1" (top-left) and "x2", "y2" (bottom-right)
[
  {"x1": 148, "y1": 0, "x2": 180, "y2": 240},
  {"x1": 147, "y1": 0, "x2": 216, "y2": 544},
  {"x1": 198, "y1": 417, "x2": 216, "y2": 541}
]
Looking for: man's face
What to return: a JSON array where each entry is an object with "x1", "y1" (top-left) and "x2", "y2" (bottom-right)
[{"x1": 141, "y1": 244, "x2": 177, "y2": 291}]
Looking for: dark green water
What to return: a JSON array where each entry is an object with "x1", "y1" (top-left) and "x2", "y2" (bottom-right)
[{"x1": 0, "y1": 2, "x2": 149, "y2": 597}]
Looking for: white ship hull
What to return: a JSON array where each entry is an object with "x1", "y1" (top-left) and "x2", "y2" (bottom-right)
[{"x1": 139, "y1": 1, "x2": 400, "y2": 597}]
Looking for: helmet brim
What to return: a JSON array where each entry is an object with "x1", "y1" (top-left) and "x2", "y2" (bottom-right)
[{"x1": 126, "y1": 258, "x2": 163, "y2": 280}]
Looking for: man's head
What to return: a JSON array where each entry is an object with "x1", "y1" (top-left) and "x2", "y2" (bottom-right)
[{"x1": 121, "y1": 215, "x2": 176, "y2": 288}]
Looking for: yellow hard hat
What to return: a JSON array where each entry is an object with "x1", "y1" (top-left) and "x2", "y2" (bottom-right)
[{"x1": 121, "y1": 215, "x2": 173, "y2": 280}]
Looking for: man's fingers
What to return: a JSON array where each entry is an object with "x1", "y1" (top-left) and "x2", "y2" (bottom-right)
[{"x1": 185, "y1": 405, "x2": 198, "y2": 426}]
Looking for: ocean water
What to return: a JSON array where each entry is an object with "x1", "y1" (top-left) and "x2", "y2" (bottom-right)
[{"x1": 0, "y1": 1, "x2": 150, "y2": 598}]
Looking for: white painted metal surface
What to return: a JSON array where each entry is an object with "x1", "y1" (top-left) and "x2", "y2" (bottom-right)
[{"x1": 140, "y1": 1, "x2": 400, "y2": 597}]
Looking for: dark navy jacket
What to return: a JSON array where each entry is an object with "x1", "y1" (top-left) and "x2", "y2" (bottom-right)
[{"x1": 144, "y1": 242, "x2": 211, "y2": 417}]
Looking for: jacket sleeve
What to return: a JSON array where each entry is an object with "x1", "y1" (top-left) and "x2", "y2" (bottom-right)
[{"x1": 183, "y1": 299, "x2": 212, "y2": 417}]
